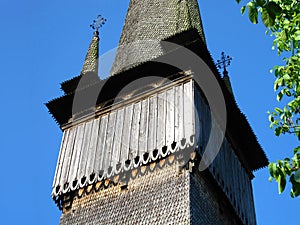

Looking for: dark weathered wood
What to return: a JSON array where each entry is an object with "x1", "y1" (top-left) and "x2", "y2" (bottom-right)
[
  {"x1": 121, "y1": 104, "x2": 133, "y2": 163},
  {"x1": 194, "y1": 85, "x2": 256, "y2": 225},
  {"x1": 157, "y1": 91, "x2": 166, "y2": 150},
  {"x1": 166, "y1": 87, "x2": 174, "y2": 144},
  {"x1": 112, "y1": 108, "x2": 124, "y2": 167},
  {"x1": 61, "y1": 127, "x2": 77, "y2": 192},
  {"x1": 130, "y1": 101, "x2": 141, "y2": 160},
  {"x1": 139, "y1": 99, "x2": 149, "y2": 155},
  {"x1": 54, "y1": 81, "x2": 193, "y2": 192},
  {"x1": 105, "y1": 111, "x2": 117, "y2": 171},
  {"x1": 78, "y1": 120, "x2": 93, "y2": 186},
  {"x1": 148, "y1": 94, "x2": 157, "y2": 155},
  {"x1": 175, "y1": 84, "x2": 183, "y2": 143},
  {"x1": 53, "y1": 129, "x2": 69, "y2": 190},
  {"x1": 86, "y1": 118, "x2": 100, "y2": 182},
  {"x1": 52, "y1": 78, "x2": 259, "y2": 224},
  {"x1": 95, "y1": 115, "x2": 108, "y2": 174},
  {"x1": 68, "y1": 123, "x2": 85, "y2": 188}
]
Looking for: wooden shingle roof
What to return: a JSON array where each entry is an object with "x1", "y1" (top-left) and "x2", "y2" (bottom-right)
[{"x1": 110, "y1": 0, "x2": 206, "y2": 75}]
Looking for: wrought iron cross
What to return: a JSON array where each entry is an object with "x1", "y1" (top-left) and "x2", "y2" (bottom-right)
[
  {"x1": 90, "y1": 15, "x2": 107, "y2": 32},
  {"x1": 216, "y1": 52, "x2": 232, "y2": 74}
]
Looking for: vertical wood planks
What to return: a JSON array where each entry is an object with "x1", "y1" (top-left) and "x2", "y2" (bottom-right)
[
  {"x1": 68, "y1": 123, "x2": 85, "y2": 185},
  {"x1": 226, "y1": 140, "x2": 234, "y2": 201},
  {"x1": 194, "y1": 86, "x2": 200, "y2": 150},
  {"x1": 105, "y1": 111, "x2": 117, "y2": 170},
  {"x1": 194, "y1": 85, "x2": 256, "y2": 225},
  {"x1": 148, "y1": 95, "x2": 157, "y2": 153},
  {"x1": 77, "y1": 120, "x2": 93, "y2": 182},
  {"x1": 54, "y1": 80, "x2": 210, "y2": 197},
  {"x1": 112, "y1": 108, "x2": 125, "y2": 168},
  {"x1": 53, "y1": 129, "x2": 69, "y2": 189},
  {"x1": 166, "y1": 87, "x2": 175, "y2": 146},
  {"x1": 139, "y1": 99, "x2": 149, "y2": 155},
  {"x1": 53, "y1": 79, "x2": 258, "y2": 225},
  {"x1": 220, "y1": 139, "x2": 227, "y2": 193},
  {"x1": 120, "y1": 104, "x2": 133, "y2": 162},
  {"x1": 86, "y1": 118, "x2": 100, "y2": 181},
  {"x1": 157, "y1": 91, "x2": 166, "y2": 149},
  {"x1": 60, "y1": 127, "x2": 77, "y2": 188},
  {"x1": 95, "y1": 115, "x2": 108, "y2": 174},
  {"x1": 175, "y1": 84, "x2": 183, "y2": 143},
  {"x1": 130, "y1": 101, "x2": 141, "y2": 159},
  {"x1": 195, "y1": 88, "x2": 205, "y2": 155}
]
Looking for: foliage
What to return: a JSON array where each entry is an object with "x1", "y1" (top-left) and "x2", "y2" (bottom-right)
[{"x1": 236, "y1": 0, "x2": 300, "y2": 197}]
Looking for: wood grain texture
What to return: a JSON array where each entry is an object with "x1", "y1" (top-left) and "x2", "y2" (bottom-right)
[
  {"x1": 53, "y1": 80, "x2": 195, "y2": 195},
  {"x1": 53, "y1": 79, "x2": 257, "y2": 224}
]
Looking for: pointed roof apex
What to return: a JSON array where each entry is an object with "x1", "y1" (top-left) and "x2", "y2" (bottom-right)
[
  {"x1": 111, "y1": 0, "x2": 207, "y2": 75},
  {"x1": 222, "y1": 71, "x2": 234, "y2": 95},
  {"x1": 81, "y1": 32, "x2": 99, "y2": 75},
  {"x1": 60, "y1": 16, "x2": 106, "y2": 95},
  {"x1": 216, "y1": 52, "x2": 234, "y2": 95},
  {"x1": 81, "y1": 15, "x2": 107, "y2": 76}
]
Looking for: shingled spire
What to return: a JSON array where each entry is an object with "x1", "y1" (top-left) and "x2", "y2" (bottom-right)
[
  {"x1": 111, "y1": 0, "x2": 206, "y2": 75},
  {"x1": 216, "y1": 52, "x2": 234, "y2": 95},
  {"x1": 59, "y1": 15, "x2": 106, "y2": 96},
  {"x1": 81, "y1": 15, "x2": 106, "y2": 75},
  {"x1": 81, "y1": 31, "x2": 99, "y2": 75}
]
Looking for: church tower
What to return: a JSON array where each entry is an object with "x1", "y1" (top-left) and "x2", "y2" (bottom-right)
[{"x1": 47, "y1": 1, "x2": 268, "y2": 224}]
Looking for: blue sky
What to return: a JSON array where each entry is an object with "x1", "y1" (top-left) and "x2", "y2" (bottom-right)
[{"x1": 0, "y1": 0, "x2": 299, "y2": 224}]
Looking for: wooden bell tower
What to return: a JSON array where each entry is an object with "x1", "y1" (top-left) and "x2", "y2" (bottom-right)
[{"x1": 47, "y1": 1, "x2": 268, "y2": 224}]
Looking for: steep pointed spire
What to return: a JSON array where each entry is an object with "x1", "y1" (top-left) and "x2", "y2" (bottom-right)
[
  {"x1": 216, "y1": 52, "x2": 234, "y2": 95},
  {"x1": 111, "y1": 0, "x2": 206, "y2": 75},
  {"x1": 81, "y1": 30, "x2": 99, "y2": 75},
  {"x1": 222, "y1": 70, "x2": 234, "y2": 95},
  {"x1": 81, "y1": 15, "x2": 106, "y2": 75},
  {"x1": 60, "y1": 16, "x2": 106, "y2": 95}
]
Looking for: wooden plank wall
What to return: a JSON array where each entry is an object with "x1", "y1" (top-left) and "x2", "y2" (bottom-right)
[
  {"x1": 194, "y1": 86, "x2": 256, "y2": 225},
  {"x1": 52, "y1": 78, "x2": 257, "y2": 225},
  {"x1": 52, "y1": 80, "x2": 195, "y2": 196}
]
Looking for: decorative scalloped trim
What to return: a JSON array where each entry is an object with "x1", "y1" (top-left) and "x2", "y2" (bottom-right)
[
  {"x1": 52, "y1": 135, "x2": 195, "y2": 197},
  {"x1": 53, "y1": 145, "x2": 197, "y2": 210}
]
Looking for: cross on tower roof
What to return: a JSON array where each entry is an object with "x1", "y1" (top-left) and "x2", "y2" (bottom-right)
[
  {"x1": 90, "y1": 15, "x2": 107, "y2": 36},
  {"x1": 216, "y1": 52, "x2": 232, "y2": 76}
]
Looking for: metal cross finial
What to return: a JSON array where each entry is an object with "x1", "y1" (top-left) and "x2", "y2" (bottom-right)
[
  {"x1": 216, "y1": 52, "x2": 232, "y2": 74},
  {"x1": 90, "y1": 15, "x2": 107, "y2": 32}
]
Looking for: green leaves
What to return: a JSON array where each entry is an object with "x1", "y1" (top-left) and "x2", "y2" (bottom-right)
[
  {"x1": 236, "y1": 0, "x2": 282, "y2": 25},
  {"x1": 277, "y1": 91, "x2": 283, "y2": 101},
  {"x1": 295, "y1": 30, "x2": 300, "y2": 41},
  {"x1": 269, "y1": 163, "x2": 279, "y2": 180},
  {"x1": 248, "y1": 2, "x2": 259, "y2": 24},
  {"x1": 267, "y1": 1, "x2": 282, "y2": 17},
  {"x1": 237, "y1": 0, "x2": 300, "y2": 198},
  {"x1": 295, "y1": 169, "x2": 300, "y2": 183},
  {"x1": 275, "y1": 107, "x2": 283, "y2": 113},
  {"x1": 238, "y1": 1, "x2": 282, "y2": 26},
  {"x1": 269, "y1": 155, "x2": 300, "y2": 196},
  {"x1": 241, "y1": 5, "x2": 247, "y2": 14},
  {"x1": 268, "y1": 162, "x2": 287, "y2": 194},
  {"x1": 291, "y1": 174, "x2": 300, "y2": 197},
  {"x1": 260, "y1": 2, "x2": 282, "y2": 27},
  {"x1": 262, "y1": 8, "x2": 275, "y2": 27},
  {"x1": 256, "y1": 0, "x2": 266, "y2": 7},
  {"x1": 278, "y1": 171, "x2": 287, "y2": 194}
]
